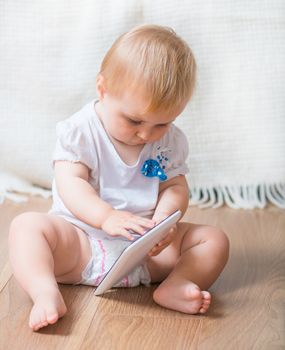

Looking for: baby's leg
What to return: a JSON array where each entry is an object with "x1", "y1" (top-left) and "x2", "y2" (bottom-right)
[
  {"x1": 147, "y1": 223, "x2": 229, "y2": 314},
  {"x1": 9, "y1": 212, "x2": 91, "y2": 331}
]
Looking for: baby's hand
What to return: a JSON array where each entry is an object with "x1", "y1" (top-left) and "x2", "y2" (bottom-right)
[
  {"x1": 148, "y1": 225, "x2": 177, "y2": 256},
  {"x1": 148, "y1": 212, "x2": 177, "y2": 256},
  {"x1": 101, "y1": 210, "x2": 155, "y2": 240}
]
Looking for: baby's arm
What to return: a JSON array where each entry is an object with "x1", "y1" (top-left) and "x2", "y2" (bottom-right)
[
  {"x1": 54, "y1": 161, "x2": 154, "y2": 239},
  {"x1": 149, "y1": 175, "x2": 189, "y2": 256},
  {"x1": 154, "y1": 175, "x2": 189, "y2": 222}
]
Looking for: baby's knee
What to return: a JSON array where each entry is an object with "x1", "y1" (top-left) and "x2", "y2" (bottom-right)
[
  {"x1": 209, "y1": 227, "x2": 230, "y2": 263},
  {"x1": 9, "y1": 212, "x2": 47, "y2": 238}
]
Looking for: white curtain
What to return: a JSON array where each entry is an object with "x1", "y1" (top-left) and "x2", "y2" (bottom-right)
[{"x1": 1, "y1": 0, "x2": 285, "y2": 208}]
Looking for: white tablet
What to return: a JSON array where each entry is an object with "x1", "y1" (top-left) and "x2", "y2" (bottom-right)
[{"x1": 94, "y1": 209, "x2": 181, "y2": 296}]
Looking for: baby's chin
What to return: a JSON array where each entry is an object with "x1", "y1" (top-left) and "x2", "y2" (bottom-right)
[
  {"x1": 122, "y1": 139, "x2": 147, "y2": 146},
  {"x1": 112, "y1": 134, "x2": 148, "y2": 146}
]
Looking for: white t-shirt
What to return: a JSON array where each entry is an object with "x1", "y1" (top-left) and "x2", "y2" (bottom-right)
[{"x1": 50, "y1": 100, "x2": 189, "y2": 239}]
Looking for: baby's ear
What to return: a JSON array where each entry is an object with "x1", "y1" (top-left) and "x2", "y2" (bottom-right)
[{"x1": 96, "y1": 74, "x2": 107, "y2": 100}]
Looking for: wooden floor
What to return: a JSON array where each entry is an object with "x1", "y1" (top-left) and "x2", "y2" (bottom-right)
[{"x1": 0, "y1": 197, "x2": 284, "y2": 350}]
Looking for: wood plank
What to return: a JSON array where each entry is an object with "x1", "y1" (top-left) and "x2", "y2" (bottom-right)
[
  {"x1": 95, "y1": 284, "x2": 205, "y2": 319},
  {"x1": 195, "y1": 208, "x2": 285, "y2": 349},
  {"x1": 0, "y1": 198, "x2": 284, "y2": 349},
  {"x1": 80, "y1": 314, "x2": 202, "y2": 350}
]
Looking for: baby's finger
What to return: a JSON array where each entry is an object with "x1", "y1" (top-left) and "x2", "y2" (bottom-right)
[
  {"x1": 158, "y1": 237, "x2": 172, "y2": 247},
  {"x1": 126, "y1": 222, "x2": 149, "y2": 235},
  {"x1": 148, "y1": 245, "x2": 165, "y2": 256},
  {"x1": 126, "y1": 218, "x2": 155, "y2": 235},
  {"x1": 158, "y1": 234, "x2": 173, "y2": 247},
  {"x1": 133, "y1": 216, "x2": 156, "y2": 228},
  {"x1": 114, "y1": 228, "x2": 135, "y2": 241},
  {"x1": 155, "y1": 241, "x2": 167, "y2": 250}
]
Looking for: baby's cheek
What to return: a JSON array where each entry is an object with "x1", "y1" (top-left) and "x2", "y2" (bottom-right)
[{"x1": 152, "y1": 129, "x2": 166, "y2": 142}]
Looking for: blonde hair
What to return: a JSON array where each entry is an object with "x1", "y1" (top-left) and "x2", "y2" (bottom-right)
[{"x1": 99, "y1": 24, "x2": 196, "y2": 113}]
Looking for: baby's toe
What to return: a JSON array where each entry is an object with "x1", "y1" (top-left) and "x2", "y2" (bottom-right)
[
  {"x1": 199, "y1": 291, "x2": 211, "y2": 314},
  {"x1": 29, "y1": 307, "x2": 43, "y2": 330},
  {"x1": 199, "y1": 307, "x2": 207, "y2": 314},
  {"x1": 40, "y1": 312, "x2": 49, "y2": 325},
  {"x1": 201, "y1": 291, "x2": 211, "y2": 301},
  {"x1": 199, "y1": 302, "x2": 210, "y2": 314},
  {"x1": 46, "y1": 311, "x2": 59, "y2": 324}
]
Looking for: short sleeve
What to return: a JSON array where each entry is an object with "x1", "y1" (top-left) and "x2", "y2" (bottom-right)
[
  {"x1": 52, "y1": 120, "x2": 95, "y2": 171},
  {"x1": 164, "y1": 125, "x2": 189, "y2": 180}
]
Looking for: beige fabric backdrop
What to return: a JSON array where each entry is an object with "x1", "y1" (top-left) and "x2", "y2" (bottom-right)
[{"x1": 1, "y1": 0, "x2": 285, "y2": 208}]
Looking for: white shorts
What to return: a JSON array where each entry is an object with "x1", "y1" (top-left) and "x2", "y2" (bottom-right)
[{"x1": 78, "y1": 235, "x2": 152, "y2": 288}]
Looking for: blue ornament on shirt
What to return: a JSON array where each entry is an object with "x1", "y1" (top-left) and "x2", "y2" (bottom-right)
[{"x1": 141, "y1": 159, "x2": 168, "y2": 181}]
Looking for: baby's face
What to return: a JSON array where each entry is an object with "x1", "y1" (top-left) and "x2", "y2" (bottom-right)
[{"x1": 97, "y1": 90, "x2": 184, "y2": 146}]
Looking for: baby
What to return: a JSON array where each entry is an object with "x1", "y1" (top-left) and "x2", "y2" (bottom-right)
[{"x1": 9, "y1": 24, "x2": 229, "y2": 332}]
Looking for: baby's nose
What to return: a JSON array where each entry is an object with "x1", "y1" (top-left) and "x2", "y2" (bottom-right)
[{"x1": 137, "y1": 129, "x2": 152, "y2": 141}]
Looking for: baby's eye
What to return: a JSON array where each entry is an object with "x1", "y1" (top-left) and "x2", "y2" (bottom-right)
[
  {"x1": 128, "y1": 119, "x2": 142, "y2": 125},
  {"x1": 156, "y1": 123, "x2": 168, "y2": 128}
]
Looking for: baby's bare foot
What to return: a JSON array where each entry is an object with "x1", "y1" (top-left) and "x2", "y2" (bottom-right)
[
  {"x1": 153, "y1": 275, "x2": 211, "y2": 314},
  {"x1": 29, "y1": 287, "x2": 67, "y2": 331}
]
